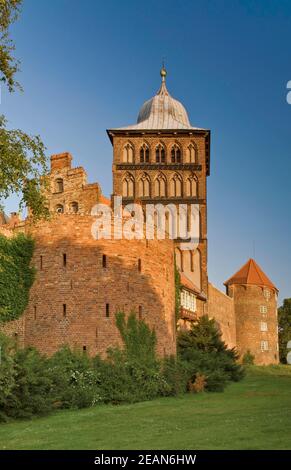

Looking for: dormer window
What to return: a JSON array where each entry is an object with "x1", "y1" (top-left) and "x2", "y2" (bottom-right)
[{"x1": 55, "y1": 178, "x2": 64, "y2": 193}]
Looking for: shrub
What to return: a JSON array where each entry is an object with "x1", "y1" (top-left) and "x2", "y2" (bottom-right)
[
  {"x1": 96, "y1": 312, "x2": 170, "y2": 404},
  {"x1": 178, "y1": 316, "x2": 244, "y2": 392},
  {"x1": 47, "y1": 347, "x2": 102, "y2": 409},
  {"x1": 242, "y1": 350, "x2": 255, "y2": 365},
  {"x1": 1, "y1": 347, "x2": 53, "y2": 420},
  {"x1": 0, "y1": 334, "x2": 17, "y2": 421},
  {"x1": 0, "y1": 336, "x2": 54, "y2": 420},
  {"x1": 188, "y1": 373, "x2": 207, "y2": 393},
  {"x1": 161, "y1": 355, "x2": 188, "y2": 396}
]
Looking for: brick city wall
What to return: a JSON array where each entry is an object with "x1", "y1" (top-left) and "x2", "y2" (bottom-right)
[
  {"x1": 207, "y1": 283, "x2": 237, "y2": 349},
  {"x1": 13, "y1": 215, "x2": 177, "y2": 357}
]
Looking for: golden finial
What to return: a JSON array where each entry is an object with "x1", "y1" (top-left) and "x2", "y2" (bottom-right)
[{"x1": 160, "y1": 60, "x2": 167, "y2": 82}]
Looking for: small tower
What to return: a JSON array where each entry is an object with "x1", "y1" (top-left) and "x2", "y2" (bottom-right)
[{"x1": 225, "y1": 259, "x2": 279, "y2": 365}]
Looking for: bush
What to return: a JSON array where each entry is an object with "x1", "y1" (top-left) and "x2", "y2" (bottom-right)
[
  {"x1": 0, "y1": 313, "x2": 245, "y2": 422},
  {"x1": 161, "y1": 355, "x2": 188, "y2": 396},
  {"x1": 0, "y1": 345, "x2": 53, "y2": 420},
  {"x1": 47, "y1": 347, "x2": 102, "y2": 409},
  {"x1": 242, "y1": 350, "x2": 255, "y2": 365},
  {"x1": 7, "y1": 348, "x2": 53, "y2": 419},
  {"x1": 178, "y1": 316, "x2": 244, "y2": 392},
  {"x1": 96, "y1": 312, "x2": 171, "y2": 404},
  {"x1": 188, "y1": 373, "x2": 207, "y2": 393},
  {"x1": 0, "y1": 334, "x2": 17, "y2": 421}
]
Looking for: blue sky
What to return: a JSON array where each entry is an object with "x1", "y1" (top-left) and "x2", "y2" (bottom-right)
[{"x1": 2, "y1": 0, "x2": 291, "y2": 302}]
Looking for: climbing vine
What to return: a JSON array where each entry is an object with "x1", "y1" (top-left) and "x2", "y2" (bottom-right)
[
  {"x1": 0, "y1": 233, "x2": 35, "y2": 323},
  {"x1": 175, "y1": 263, "x2": 181, "y2": 323}
]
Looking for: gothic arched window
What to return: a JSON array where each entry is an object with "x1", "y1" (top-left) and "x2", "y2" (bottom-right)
[
  {"x1": 140, "y1": 143, "x2": 150, "y2": 163},
  {"x1": 186, "y1": 175, "x2": 198, "y2": 197},
  {"x1": 55, "y1": 178, "x2": 64, "y2": 193},
  {"x1": 175, "y1": 247, "x2": 183, "y2": 272},
  {"x1": 171, "y1": 144, "x2": 181, "y2": 163},
  {"x1": 155, "y1": 144, "x2": 166, "y2": 163},
  {"x1": 154, "y1": 173, "x2": 167, "y2": 197},
  {"x1": 170, "y1": 173, "x2": 182, "y2": 197},
  {"x1": 138, "y1": 173, "x2": 151, "y2": 197},
  {"x1": 123, "y1": 143, "x2": 134, "y2": 163},
  {"x1": 186, "y1": 143, "x2": 197, "y2": 163},
  {"x1": 122, "y1": 173, "x2": 135, "y2": 197}
]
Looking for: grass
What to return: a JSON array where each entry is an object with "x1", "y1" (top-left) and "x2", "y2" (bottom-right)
[{"x1": 0, "y1": 365, "x2": 291, "y2": 450}]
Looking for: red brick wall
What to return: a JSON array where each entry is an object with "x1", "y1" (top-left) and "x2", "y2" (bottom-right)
[
  {"x1": 16, "y1": 215, "x2": 176, "y2": 357},
  {"x1": 112, "y1": 132, "x2": 209, "y2": 300},
  {"x1": 208, "y1": 283, "x2": 237, "y2": 349}
]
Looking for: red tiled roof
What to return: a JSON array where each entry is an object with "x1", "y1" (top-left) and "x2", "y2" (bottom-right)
[
  {"x1": 180, "y1": 273, "x2": 206, "y2": 299},
  {"x1": 99, "y1": 195, "x2": 111, "y2": 206},
  {"x1": 224, "y1": 258, "x2": 278, "y2": 292}
]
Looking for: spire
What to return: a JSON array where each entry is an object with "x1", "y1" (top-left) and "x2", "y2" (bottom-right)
[
  {"x1": 160, "y1": 61, "x2": 167, "y2": 83},
  {"x1": 224, "y1": 258, "x2": 278, "y2": 292},
  {"x1": 158, "y1": 63, "x2": 168, "y2": 96}
]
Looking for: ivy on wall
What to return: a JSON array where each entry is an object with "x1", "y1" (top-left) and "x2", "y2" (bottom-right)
[
  {"x1": 175, "y1": 263, "x2": 181, "y2": 323},
  {"x1": 0, "y1": 233, "x2": 35, "y2": 323}
]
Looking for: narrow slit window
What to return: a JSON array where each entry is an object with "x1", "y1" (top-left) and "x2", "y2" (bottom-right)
[
  {"x1": 34, "y1": 306, "x2": 37, "y2": 320},
  {"x1": 138, "y1": 305, "x2": 142, "y2": 320},
  {"x1": 102, "y1": 254, "x2": 107, "y2": 268},
  {"x1": 40, "y1": 255, "x2": 43, "y2": 270},
  {"x1": 63, "y1": 304, "x2": 67, "y2": 317},
  {"x1": 106, "y1": 303, "x2": 110, "y2": 318},
  {"x1": 138, "y1": 258, "x2": 142, "y2": 272},
  {"x1": 63, "y1": 253, "x2": 67, "y2": 267}
]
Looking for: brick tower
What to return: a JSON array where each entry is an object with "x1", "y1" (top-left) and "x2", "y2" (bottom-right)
[
  {"x1": 225, "y1": 259, "x2": 279, "y2": 365},
  {"x1": 107, "y1": 67, "x2": 210, "y2": 318}
]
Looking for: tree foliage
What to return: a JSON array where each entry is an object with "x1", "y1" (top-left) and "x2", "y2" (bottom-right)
[
  {"x1": 0, "y1": 116, "x2": 49, "y2": 218},
  {"x1": 178, "y1": 316, "x2": 244, "y2": 391},
  {"x1": 0, "y1": 0, "x2": 22, "y2": 92},
  {"x1": 278, "y1": 298, "x2": 291, "y2": 364},
  {"x1": 0, "y1": 1, "x2": 49, "y2": 219},
  {"x1": 0, "y1": 232, "x2": 35, "y2": 323}
]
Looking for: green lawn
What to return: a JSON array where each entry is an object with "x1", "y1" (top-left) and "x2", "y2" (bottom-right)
[{"x1": 1, "y1": 366, "x2": 291, "y2": 450}]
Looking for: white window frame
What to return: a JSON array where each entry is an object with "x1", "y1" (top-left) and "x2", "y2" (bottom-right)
[
  {"x1": 180, "y1": 289, "x2": 197, "y2": 313},
  {"x1": 263, "y1": 289, "x2": 271, "y2": 301},
  {"x1": 260, "y1": 305, "x2": 268, "y2": 314},
  {"x1": 261, "y1": 340, "x2": 269, "y2": 351},
  {"x1": 260, "y1": 321, "x2": 268, "y2": 332}
]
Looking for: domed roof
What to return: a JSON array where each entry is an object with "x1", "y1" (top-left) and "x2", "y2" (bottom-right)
[
  {"x1": 136, "y1": 68, "x2": 191, "y2": 129},
  {"x1": 112, "y1": 68, "x2": 203, "y2": 131}
]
